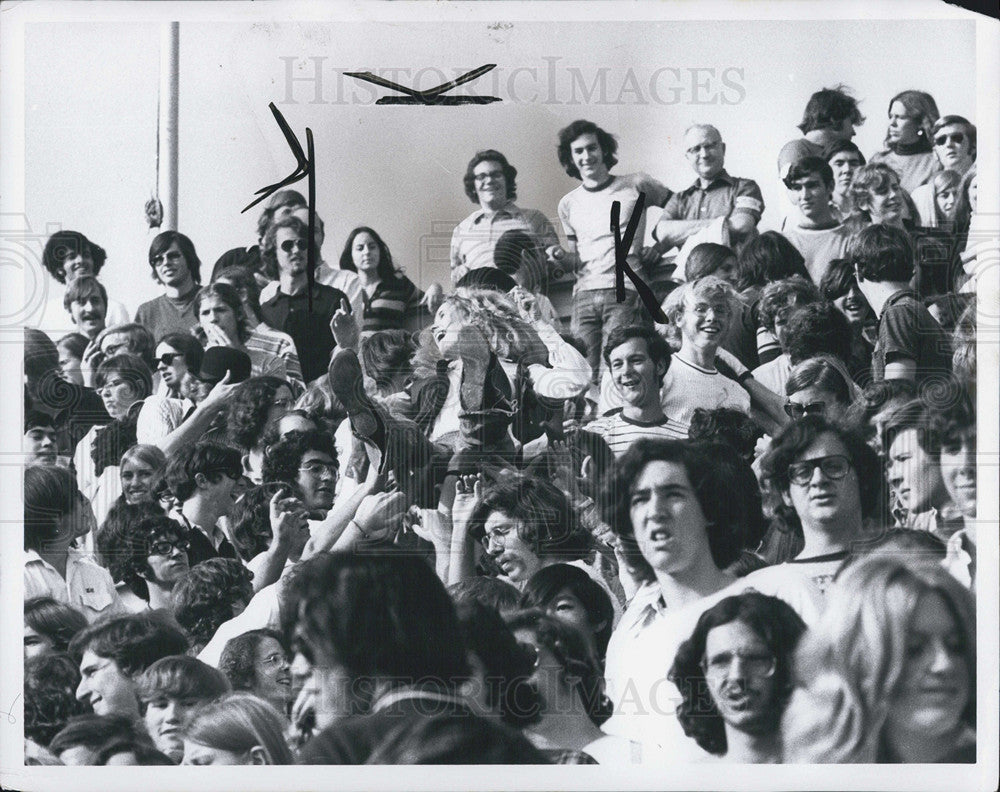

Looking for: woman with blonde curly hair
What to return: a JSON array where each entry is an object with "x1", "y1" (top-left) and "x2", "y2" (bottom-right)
[{"x1": 782, "y1": 555, "x2": 976, "y2": 763}]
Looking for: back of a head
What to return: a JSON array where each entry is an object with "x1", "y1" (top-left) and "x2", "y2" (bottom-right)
[
  {"x1": 784, "y1": 300, "x2": 853, "y2": 366},
  {"x1": 366, "y1": 714, "x2": 546, "y2": 764},
  {"x1": 24, "y1": 652, "x2": 89, "y2": 747},
  {"x1": 799, "y1": 85, "x2": 864, "y2": 134},
  {"x1": 735, "y1": 231, "x2": 809, "y2": 291},
  {"x1": 183, "y1": 692, "x2": 293, "y2": 765},
  {"x1": 848, "y1": 223, "x2": 913, "y2": 284},
  {"x1": 448, "y1": 576, "x2": 521, "y2": 614},
  {"x1": 49, "y1": 713, "x2": 154, "y2": 759},
  {"x1": 685, "y1": 243, "x2": 736, "y2": 282}
]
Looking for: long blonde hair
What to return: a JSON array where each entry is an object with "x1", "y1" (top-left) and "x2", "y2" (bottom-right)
[
  {"x1": 440, "y1": 288, "x2": 538, "y2": 361},
  {"x1": 783, "y1": 556, "x2": 975, "y2": 762}
]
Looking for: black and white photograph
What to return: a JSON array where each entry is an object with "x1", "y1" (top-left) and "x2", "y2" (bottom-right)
[{"x1": 1, "y1": 1, "x2": 997, "y2": 789}]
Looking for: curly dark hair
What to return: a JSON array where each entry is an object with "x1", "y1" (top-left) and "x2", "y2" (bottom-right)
[
  {"x1": 734, "y1": 231, "x2": 810, "y2": 293},
  {"x1": 25, "y1": 597, "x2": 89, "y2": 655},
  {"x1": 759, "y1": 416, "x2": 884, "y2": 535},
  {"x1": 467, "y1": 474, "x2": 591, "y2": 564},
  {"x1": 462, "y1": 149, "x2": 518, "y2": 204},
  {"x1": 171, "y1": 559, "x2": 254, "y2": 650},
  {"x1": 668, "y1": 591, "x2": 806, "y2": 756},
  {"x1": 218, "y1": 628, "x2": 288, "y2": 694},
  {"x1": 756, "y1": 276, "x2": 820, "y2": 334},
  {"x1": 556, "y1": 120, "x2": 618, "y2": 179},
  {"x1": 226, "y1": 376, "x2": 290, "y2": 451},
  {"x1": 504, "y1": 609, "x2": 614, "y2": 727},
  {"x1": 68, "y1": 612, "x2": 190, "y2": 677},
  {"x1": 261, "y1": 428, "x2": 336, "y2": 487},
  {"x1": 42, "y1": 230, "x2": 107, "y2": 284},
  {"x1": 688, "y1": 408, "x2": 762, "y2": 461},
  {"x1": 848, "y1": 223, "x2": 914, "y2": 284},
  {"x1": 797, "y1": 85, "x2": 865, "y2": 134},
  {"x1": 24, "y1": 652, "x2": 90, "y2": 747},
  {"x1": 601, "y1": 439, "x2": 747, "y2": 585},
  {"x1": 229, "y1": 482, "x2": 294, "y2": 562},
  {"x1": 96, "y1": 505, "x2": 175, "y2": 599}
]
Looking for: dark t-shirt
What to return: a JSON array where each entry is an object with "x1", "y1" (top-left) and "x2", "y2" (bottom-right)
[
  {"x1": 872, "y1": 289, "x2": 952, "y2": 384},
  {"x1": 259, "y1": 283, "x2": 347, "y2": 383}
]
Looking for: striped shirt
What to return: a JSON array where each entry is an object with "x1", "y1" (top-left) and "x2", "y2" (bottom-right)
[
  {"x1": 245, "y1": 323, "x2": 305, "y2": 391},
  {"x1": 360, "y1": 276, "x2": 423, "y2": 332},
  {"x1": 586, "y1": 410, "x2": 687, "y2": 458}
]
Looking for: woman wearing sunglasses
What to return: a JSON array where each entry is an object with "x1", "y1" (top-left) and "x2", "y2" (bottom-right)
[
  {"x1": 783, "y1": 355, "x2": 856, "y2": 423},
  {"x1": 758, "y1": 417, "x2": 882, "y2": 592}
]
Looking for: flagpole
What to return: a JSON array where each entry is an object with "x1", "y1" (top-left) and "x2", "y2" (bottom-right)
[{"x1": 158, "y1": 21, "x2": 179, "y2": 231}]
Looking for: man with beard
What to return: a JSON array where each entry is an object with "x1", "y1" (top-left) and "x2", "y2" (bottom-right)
[
  {"x1": 587, "y1": 325, "x2": 687, "y2": 458},
  {"x1": 669, "y1": 591, "x2": 806, "y2": 763}
]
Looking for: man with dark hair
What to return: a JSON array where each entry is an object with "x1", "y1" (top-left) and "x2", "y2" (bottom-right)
[
  {"x1": 135, "y1": 231, "x2": 203, "y2": 341},
  {"x1": 291, "y1": 553, "x2": 543, "y2": 764},
  {"x1": 23, "y1": 410, "x2": 61, "y2": 466},
  {"x1": 823, "y1": 139, "x2": 866, "y2": 219},
  {"x1": 779, "y1": 156, "x2": 851, "y2": 284},
  {"x1": 171, "y1": 559, "x2": 255, "y2": 653},
  {"x1": 551, "y1": 119, "x2": 672, "y2": 383},
  {"x1": 63, "y1": 275, "x2": 109, "y2": 340},
  {"x1": 99, "y1": 512, "x2": 191, "y2": 610},
  {"x1": 599, "y1": 439, "x2": 821, "y2": 757},
  {"x1": 588, "y1": 325, "x2": 687, "y2": 457},
  {"x1": 70, "y1": 612, "x2": 190, "y2": 718},
  {"x1": 164, "y1": 441, "x2": 245, "y2": 564},
  {"x1": 262, "y1": 428, "x2": 338, "y2": 518},
  {"x1": 669, "y1": 591, "x2": 807, "y2": 763},
  {"x1": 778, "y1": 85, "x2": 865, "y2": 179},
  {"x1": 48, "y1": 713, "x2": 158, "y2": 765},
  {"x1": 654, "y1": 124, "x2": 764, "y2": 252},
  {"x1": 850, "y1": 224, "x2": 952, "y2": 384},
  {"x1": 211, "y1": 189, "x2": 307, "y2": 284},
  {"x1": 136, "y1": 655, "x2": 231, "y2": 762},
  {"x1": 819, "y1": 257, "x2": 876, "y2": 386},
  {"x1": 450, "y1": 149, "x2": 560, "y2": 285},
  {"x1": 750, "y1": 276, "x2": 821, "y2": 395}
]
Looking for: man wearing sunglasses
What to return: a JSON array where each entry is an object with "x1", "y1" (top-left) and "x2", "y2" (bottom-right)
[
  {"x1": 760, "y1": 416, "x2": 882, "y2": 594},
  {"x1": 258, "y1": 215, "x2": 349, "y2": 383}
]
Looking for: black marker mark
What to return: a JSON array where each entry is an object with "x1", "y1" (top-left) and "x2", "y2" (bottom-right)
[
  {"x1": 243, "y1": 103, "x2": 317, "y2": 311},
  {"x1": 344, "y1": 65, "x2": 502, "y2": 105},
  {"x1": 611, "y1": 193, "x2": 668, "y2": 323}
]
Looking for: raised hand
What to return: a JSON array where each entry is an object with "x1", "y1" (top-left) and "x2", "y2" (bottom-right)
[
  {"x1": 354, "y1": 490, "x2": 407, "y2": 542},
  {"x1": 451, "y1": 473, "x2": 482, "y2": 529},
  {"x1": 420, "y1": 282, "x2": 445, "y2": 315},
  {"x1": 330, "y1": 297, "x2": 360, "y2": 351},
  {"x1": 200, "y1": 370, "x2": 238, "y2": 412},
  {"x1": 268, "y1": 488, "x2": 309, "y2": 548},
  {"x1": 404, "y1": 505, "x2": 453, "y2": 547}
]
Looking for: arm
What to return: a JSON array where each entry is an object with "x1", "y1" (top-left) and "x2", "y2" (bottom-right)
[
  {"x1": 250, "y1": 490, "x2": 308, "y2": 593},
  {"x1": 884, "y1": 358, "x2": 917, "y2": 381},
  {"x1": 715, "y1": 348, "x2": 788, "y2": 436},
  {"x1": 445, "y1": 474, "x2": 480, "y2": 586},
  {"x1": 524, "y1": 319, "x2": 592, "y2": 399},
  {"x1": 651, "y1": 216, "x2": 714, "y2": 251},
  {"x1": 154, "y1": 373, "x2": 236, "y2": 458},
  {"x1": 301, "y1": 452, "x2": 382, "y2": 559}
]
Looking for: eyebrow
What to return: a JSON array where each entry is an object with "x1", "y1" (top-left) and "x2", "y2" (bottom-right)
[{"x1": 631, "y1": 484, "x2": 691, "y2": 496}]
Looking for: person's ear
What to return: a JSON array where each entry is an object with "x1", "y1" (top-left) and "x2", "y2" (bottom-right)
[
  {"x1": 194, "y1": 472, "x2": 210, "y2": 490},
  {"x1": 591, "y1": 618, "x2": 609, "y2": 637},
  {"x1": 656, "y1": 359, "x2": 668, "y2": 380},
  {"x1": 248, "y1": 746, "x2": 268, "y2": 765}
]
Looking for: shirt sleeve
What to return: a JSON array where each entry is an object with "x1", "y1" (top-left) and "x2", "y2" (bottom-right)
[
  {"x1": 660, "y1": 191, "x2": 685, "y2": 222},
  {"x1": 636, "y1": 173, "x2": 672, "y2": 208},
  {"x1": 880, "y1": 303, "x2": 920, "y2": 364},
  {"x1": 450, "y1": 225, "x2": 467, "y2": 286},
  {"x1": 526, "y1": 321, "x2": 592, "y2": 399},
  {"x1": 730, "y1": 179, "x2": 765, "y2": 220},
  {"x1": 528, "y1": 209, "x2": 561, "y2": 250},
  {"x1": 557, "y1": 195, "x2": 576, "y2": 241}
]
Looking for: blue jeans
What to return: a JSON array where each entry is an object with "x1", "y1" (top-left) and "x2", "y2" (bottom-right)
[{"x1": 570, "y1": 288, "x2": 641, "y2": 383}]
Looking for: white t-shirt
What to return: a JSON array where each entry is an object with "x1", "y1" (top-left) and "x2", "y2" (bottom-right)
[
  {"x1": 751, "y1": 354, "x2": 791, "y2": 398},
  {"x1": 659, "y1": 355, "x2": 751, "y2": 430},
  {"x1": 587, "y1": 410, "x2": 688, "y2": 458}
]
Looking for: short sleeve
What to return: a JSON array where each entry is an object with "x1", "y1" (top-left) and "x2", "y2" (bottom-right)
[
  {"x1": 557, "y1": 195, "x2": 576, "y2": 240},
  {"x1": 636, "y1": 173, "x2": 672, "y2": 208},
  {"x1": 880, "y1": 303, "x2": 920, "y2": 364},
  {"x1": 731, "y1": 179, "x2": 765, "y2": 219}
]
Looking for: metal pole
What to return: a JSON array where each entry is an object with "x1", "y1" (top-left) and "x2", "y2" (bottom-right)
[{"x1": 158, "y1": 21, "x2": 179, "y2": 231}]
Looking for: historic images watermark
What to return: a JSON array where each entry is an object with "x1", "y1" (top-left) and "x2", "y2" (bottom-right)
[{"x1": 279, "y1": 57, "x2": 747, "y2": 107}]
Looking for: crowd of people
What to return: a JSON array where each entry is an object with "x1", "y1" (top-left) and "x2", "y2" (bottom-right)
[{"x1": 22, "y1": 84, "x2": 981, "y2": 767}]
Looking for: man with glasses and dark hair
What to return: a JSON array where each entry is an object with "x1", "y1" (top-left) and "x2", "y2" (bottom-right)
[
  {"x1": 163, "y1": 441, "x2": 246, "y2": 564},
  {"x1": 136, "y1": 231, "x2": 203, "y2": 341},
  {"x1": 99, "y1": 512, "x2": 191, "y2": 611},
  {"x1": 759, "y1": 416, "x2": 882, "y2": 591},
  {"x1": 653, "y1": 124, "x2": 764, "y2": 253},
  {"x1": 669, "y1": 591, "x2": 807, "y2": 763},
  {"x1": 261, "y1": 428, "x2": 338, "y2": 519},
  {"x1": 450, "y1": 149, "x2": 560, "y2": 286},
  {"x1": 259, "y1": 215, "x2": 348, "y2": 383}
]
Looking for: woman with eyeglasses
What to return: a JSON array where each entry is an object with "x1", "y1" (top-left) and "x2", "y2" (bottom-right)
[
  {"x1": 219, "y1": 629, "x2": 294, "y2": 719},
  {"x1": 783, "y1": 356, "x2": 856, "y2": 424},
  {"x1": 758, "y1": 417, "x2": 883, "y2": 590},
  {"x1": 783, "y1": 555, "x2": 976, "y2": 763},
  {"x1": 869, "y1": 90, "x2": 941, "y2": 195},
  {"x1": 670, "y1": 591, "x2": 807, "y2": 763}
]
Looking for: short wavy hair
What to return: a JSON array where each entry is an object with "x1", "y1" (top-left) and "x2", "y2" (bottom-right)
[
  {"x1": 226, "y1": 376, "x2": 290, "y2": 451},
  {"x1": 94, "y1": 353, "x2": 154, "y2": 401},
  {"x1": 932, "y1": 114, "x2": 976, "y2": 161},
  {"x1": 99, "y1": 510, "x2": 187, "y2": 602},
  {"x1": 662, "y1": 276, "x2": 737, "y2": 349},
  {"x1": 135, "y1": 655, "x2": 231, "y2": 711},
  {"x1": 63, "y1": 275, "x2": 108, "y2": 313},
  {"x1": 360, "y1": 330, "x2": 416, "y2": 396},
  {"x1": 228, "y1": 482, "x2": 295, "y2": 562},
  {"x1": 669, "y1": 591, "x2": 806, "y2": 756},
  {"x1": 42, "y1": 230, "x2": 107, "y2": 284},
  {"x1": 734, "y1": 231, "x2": 809, "y2": 293},
  {"x1": 848, "y1": 223, "x2": 914, "y2": 284},
  {"x1": 602, "y1": 323, "x2": 672, "y2": 375},
  {"x1": 261, "y1": 428, "x2": 337, "y2": 487},
  {"x1": 194, "y1": 282, "x2": 251, "y2": 343},
  {"x1": 798, "y1": 85, "x2": 865, "y2": 134},
  {"x1": 556, "y1": 119, "x2": 618, "y2": 179},
  {"x1": 601, "y1": 439, "x2": 747, "y2": 584},
  {"x1": 218, "y1": 629, "x2": 288, "y2": 695},
  {"x1": 784, "y1": 301, "x2": 852, "y2": 366},
  {"x1": 171, "y1": 559, "x2": 255, "y2": 650},
  {"x1": 148, "y1": 231, "x2": 202, "y2": 285},
  {"x1": 884, "y1": 90, "x2": 939, "y2": 148},
  {"x1": 756, "y1": 276, "x2": 820, "y2": 334},
  {"x1": 468, "y1": 474, "x2": 590, "y2": 564},
  {"x1": 24, "y1": 598, "x2": 88, "y2": 655},
  {"x1": 164, "y1": 441, "x2": 242, "y2": 503},
  {"x1": 24, "y1": 652, "x2": 89, "y2": 747},
  {"x1": 182, "y1": 692, "x2": 294, "y2": 764},
  {"x1": 68, "y1": 612, "x2": 190, "y2": 676},
  {"x1": 784, "y1": 555, "x2": 974, "y2": 762},
  {"x1": 463, "y1": 149, "x2": 518, "y2": 204}
]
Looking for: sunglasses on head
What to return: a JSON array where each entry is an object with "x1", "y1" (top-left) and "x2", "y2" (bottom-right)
[
  {"x1": 783, "y1": 401, "x2": 827, "y2": 419},
  {"x1": 934, "y1": 132, "x2": 965, "y2": 146},
  {"x1": 280, "y1": 239, "x2": 309, "y2": 253}
]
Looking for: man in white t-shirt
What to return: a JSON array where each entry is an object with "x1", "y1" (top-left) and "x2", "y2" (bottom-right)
[
  {"x1": 551, "y1": 120, "x2": 672, "y2": 383},
  {"x1": 587, "y1": 325, "x2": 687, "y2": 458}
]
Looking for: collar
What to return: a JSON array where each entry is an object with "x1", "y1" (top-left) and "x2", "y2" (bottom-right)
[
  {"x1": 626, "y1": 580, "x2": 668, "y2": 629},
  {"x1": 471, "y1": 201, "x2": 520, "y2": 224},
  {"x1": 688, "y1": 169, "x2": 734, "y2": 191},
  {"x1": 892, "y1": 137, "x2": 933, "y2": 155},
  {"x1": 370, "y1": 686, "x2": 467, "y2": 714},
  {"x1": 582, "y1": 174, "x2": 616, "y2": 193},
  {"x1": 883, "y1": 288, "x2": 919, "y2": 309}
]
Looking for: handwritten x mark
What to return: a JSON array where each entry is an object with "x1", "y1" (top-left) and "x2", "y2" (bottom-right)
[{"x1": 344, "y1": 64, "x2": 501, "y2": 105}]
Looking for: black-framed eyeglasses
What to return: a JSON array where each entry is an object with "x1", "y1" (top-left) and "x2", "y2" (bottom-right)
[
  {"x1": 701, "y1": 651, "x2": 776, "y2": 679},
  {"x1": 280, "y1": 238, "x2": 309, "y2": 253},
  {"x1": 156, "y1": 352, "x2": 183, "y2": 367},
  {"x1": 474, "y1": 170, "x2": 505, "y2": 183},
  {"x1": 480, "y1": 524, "x2": 515, "y2": 551},
  {"x1": 149, "y1": 538, "x2": 190, "y2": 557},
  {"x1": 783, "y1": 401, "x2": 827, "y2": 419},
  {"x1": 934, "y1": 132, "x2": 965, "y2": 146},
  {"x1": 787, "y1": 454, "x2": 852, "y2": 486}
]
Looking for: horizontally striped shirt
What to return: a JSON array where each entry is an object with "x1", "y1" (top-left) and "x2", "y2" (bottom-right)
[
  {"x1": 586, "y1": 409, "x2": 687, "y2": 458},
  {"x1": 360, "y1": 276, "x2": 423, "y2": 332},
  {"x1": 245, "y1": 323, "x2": 304, "y2": 391}
]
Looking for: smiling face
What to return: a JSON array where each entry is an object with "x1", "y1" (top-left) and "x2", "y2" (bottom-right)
[
  {"x1": 152, "y1": 242, "x2": 193, "y2": 289},
  {"x1": 784, "y1": 432, "x2": 863, "y2": 534},
  {"x1": 253, "y1": 636, "x2": 293, "y2": 709},
  {"x1": 296, "y1": 449, "x2": 338, "y2": 514},
  {"x1": 570, "y1": 132, "x2": 609, "y2": 183},
  {"x1": 472, "y1": 159, "x2": 508, "y2": 209},
  {"x1": 862, "y1": 174, "x2": 904, "y2": 225},
  {"x1": 832, "y1": 282, "x2": 871, "y2": 326},
  {"x1": 60, "y1": 249, "x2": 95, "y2": 284},
  {"x1": 77, "y1": 650, "x2": 139, "y2": 717},
  {"x1": 887, "y1": 428, "x2": 946, "y2": 514},
  {"x1": 69, "y1": 291, "x2": 107, "y2": 338},
  {"x1": 684, "y1": 127, "x2": 725, "y2": 181},
  {"x1": 482, "y1": 511, "x2": 543, "y2": 585},
  {"x1": 144, "y1": 694, "x2": 202, "y2": 762},
  {"x1": 609, "y1": 336, "x2": 665, "y2": 409},
  {"x1": 887, "y1": 101, "x2": 921, "y2": 146},
  {"x1": 199, "y1": 295, "x2": 240, "y2": 341},
  {"x1": 121, "y1": 456, "x2": 157, "y2": 504},
  {"x1": 57, "y1": 343, "x2": 84, "y2": 385},
  {"x1": 351, "y1": 231, "x2": 381, "y2": 275},
  {"x1": 432, "y1": 302, "x2": 466, "y2": 360},
  {"x1": 939, "y1": 429, "x2": 975, "y2": 519},
  {"x1": 629, "y1": 460, "x2": 713, "y2": 576},
  {"x1": 677, "y1": 292, "x2": 732, "y2": 354},
  {"x1": 829, "y1": 150, "x2": 864, "y2": 195},
  {"x1": 886, "y1": 592, "x2": 970, "y2": 741},
  {"x1": 933, "y1": 124, "x2": 973, "y2": 172},
  {"x1": 703, "y1": 620, "x2": 780, "y2": 734}
]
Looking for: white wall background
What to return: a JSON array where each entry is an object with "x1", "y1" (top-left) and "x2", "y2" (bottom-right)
[{"x1": 25, "y1": 17, "x2": 976, "y2": 317}]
